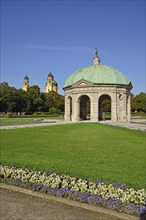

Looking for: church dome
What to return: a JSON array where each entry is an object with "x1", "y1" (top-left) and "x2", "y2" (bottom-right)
[
  {"x1": 24, "y1": 75, "x2": 29, "y2": 80},
  {"x1": 48, "y1": 72, "x2": 54, "y2": 78},
  {"x1": 64, "y1": 64, "x2": 132, "y2": 88}
]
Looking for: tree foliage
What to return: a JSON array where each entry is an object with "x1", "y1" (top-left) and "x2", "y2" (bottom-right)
[
  {"x1": 131, "y1": 92, "x2": 146, "y2": 113},
  {"x1": 0, "y1": 82, "x2": 145, "y2": 114},
  {"x1": 0, "y1": 82, "x2": 64, "y2": 113},
  {"x1": 102, "y1": 99, "x2": 111, "y2": 112}
]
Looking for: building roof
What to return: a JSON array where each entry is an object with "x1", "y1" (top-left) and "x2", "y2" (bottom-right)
[
  {"x1": 54, "y1": 80, "x2": 58, "y2": 86},
  {"x1": 24, "y1": 75, "x2": 29, "y2": 81},
  {"x1": 48, "y1": 72, "x2": 54, "y2": 78},
  {"x1": 64, "y1": 64, "x2": 132, "y2": 88}
]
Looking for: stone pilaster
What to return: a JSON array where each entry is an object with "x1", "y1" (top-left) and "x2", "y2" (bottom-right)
[
  {"x1": 122, "y1": 92, "x2": 127, "y2": 122},
  {"x1": 64, "y1": 96, "x2": 71, "y2": 121},
  {"x1": 90, "y1": 93, "x2": 98, "y2": 121},
  {"x1": 116, "y1": 92, "x2": 120, "y2": 122},
  {"x1": 127, "y1": 93, "x2": 131, "y2": 122},
  {"x1": 111, "y1": 91, "x2": 118, "y2": 122},
  {"x1": 72, "y1": 94, "x2": 80, "y2": 122}
]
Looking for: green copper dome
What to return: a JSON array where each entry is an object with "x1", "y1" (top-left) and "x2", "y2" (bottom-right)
[{"x1": 64, "y1": 64, "x2": 131, "y2": 88}]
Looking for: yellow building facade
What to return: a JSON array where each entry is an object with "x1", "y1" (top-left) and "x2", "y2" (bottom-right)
[
  {"x1": 22, "y1": 72, "x2": 58, "y2": 93},
  {"x1": 22, "y1": 75, "x2": 29, "y2": 91},
  {"x1": 45, "y1": 72, "x2": 58, "y2": 93}
]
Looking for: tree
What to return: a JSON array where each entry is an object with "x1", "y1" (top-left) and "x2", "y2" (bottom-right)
[
  {"x1": 44, "y1": 92, "x2": 64, "y2": 112},
  {"x1": 15, "y1": 89, "x2": 29, "y2": 112},
  {"x1": 133, "y1": 92, "x2": 146, "y2": 112},
  {"x1": 102, "y1": 99, "x2": 111, "y2": 112},
  {"x1": 27, "y1": 85, "x2": 44, "y2": 112},
  {"x1": 131, "y1": 92, "x2": 146, "y2": 113},
  {"x1": 0, "y1": 82, "x2": 18, "y2": 112},
  {"x1": 130, "y1": 93, "x2": 135, "y2": 112},
  {"x1": 0, "y1": 82, "x2": 65, "y2": 113},
  {"x1": 0, "y1": 82, "x2": 9, "y2": 112}
]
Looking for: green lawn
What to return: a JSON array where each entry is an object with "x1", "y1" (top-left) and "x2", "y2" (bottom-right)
[{"x1": 1, "y1": 123, "x2": 145, "y2": 189}]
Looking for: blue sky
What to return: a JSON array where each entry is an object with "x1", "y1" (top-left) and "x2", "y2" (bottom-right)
[{"x1": 1, "y1": 0, "x2": 145, "y2": 95}]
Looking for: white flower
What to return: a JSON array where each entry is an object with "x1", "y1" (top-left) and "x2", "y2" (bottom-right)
[{"x1": 0, "y1": 165, "x2": 145, "y2": 205}]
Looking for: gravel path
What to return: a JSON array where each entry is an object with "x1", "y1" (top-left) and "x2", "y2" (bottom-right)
[
  {"x1": 101, "y1": 119, "x2": 146, "y2": 131},
  {"x1": 0, "y1": 120, "x2": 74, "y2": 130},
  {"x1": 0, "y1": 188, "x2": 123, "y2": 220},
  {"x1": 0, "y1": 119, "x2": 145, "y2": 131}
]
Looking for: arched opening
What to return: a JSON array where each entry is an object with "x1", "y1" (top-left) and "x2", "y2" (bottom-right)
[
  {"x1": 79, "y1": 95, "x2": 90, "y2": 120},
  {"x1": 98, "y1": 95, "x2": 111, "y2": 121}
]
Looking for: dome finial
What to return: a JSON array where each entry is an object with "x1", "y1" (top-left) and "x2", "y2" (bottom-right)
[
  {"x1": 93, "y1": 48, "x2": 100, "y2": 65},
  {"x1": 95, "y1": 48, "x2": 98, "y2": 57}
]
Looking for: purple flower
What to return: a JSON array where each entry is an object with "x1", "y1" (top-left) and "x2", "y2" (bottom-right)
[{"x1": 1, "y1": 164, "x2": 145, "y2": 217}]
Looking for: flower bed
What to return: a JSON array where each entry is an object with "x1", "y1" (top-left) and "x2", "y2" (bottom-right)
[{"x1": 0, "y1": 165, "x2": 145, "y2": 216}]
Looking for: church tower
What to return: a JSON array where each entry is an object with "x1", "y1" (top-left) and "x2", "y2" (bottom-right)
[
  {"x1": 22, "y1": 75, "x2": 29, "y2": 91},
  {"x1": 45, "y1": 72, "x2": 58, "y2": 93}
]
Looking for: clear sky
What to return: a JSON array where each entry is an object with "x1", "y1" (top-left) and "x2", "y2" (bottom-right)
[{"x1": 1, "y1": 0, "x2": 145, "y2": 95}]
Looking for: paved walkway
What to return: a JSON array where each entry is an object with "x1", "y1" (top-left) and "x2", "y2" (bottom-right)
[
  {"x1": 100, "y1": 119, "x2": 146, "y2": 131},
  {"x1": 0, "y1": 119, "x2": 146, "y2": 131},
  {"x1": 1, "y1": 184, "x2": 139, "y2": 220},
  {"x1": 0, "y1": 120, "x2": 77, "y2": 130}
]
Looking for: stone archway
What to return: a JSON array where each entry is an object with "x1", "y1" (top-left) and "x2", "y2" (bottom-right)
[
  {"x1": 79, "y1": 95, "x2": 90, "y2": 120},
  {"x1": 98, "y1": 94, "x2": 111, "y2": 121}
]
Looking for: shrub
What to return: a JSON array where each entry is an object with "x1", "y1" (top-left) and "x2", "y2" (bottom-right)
[{"x1": 49, "y1": 107, "x2": 61, "y2": 114}]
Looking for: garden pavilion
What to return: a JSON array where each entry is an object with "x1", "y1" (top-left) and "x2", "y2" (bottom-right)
[{"x1": 63, "y1": 49, "x2": 132, "y2": 122}]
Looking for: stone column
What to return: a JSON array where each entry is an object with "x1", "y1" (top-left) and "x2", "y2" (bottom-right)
[
  {"x1": 64, "y1": 95, "x2": 71, "y2": 121},
  {"x1": 90, "y1": 93, "x2": 98, "y2": 121},
  {"x1": 116, "y1": 92, "x2": 120, "y2": 122},
  {"x1": 72, "y1": 94, "x2": 80, "y2": 122},
  {"x1": 111, "y1": 91, "x2": 118, "y2": 122},
  {"x1": 122, "y1": 92, "x2": 127, "y2": 122},
  {"x1": 127, "y1": 93, "x2": 131, "y2": 122}
]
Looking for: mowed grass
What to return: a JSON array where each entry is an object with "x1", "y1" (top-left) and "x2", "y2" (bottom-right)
[{"x1": 1, "y1": 123, "x2": 145, "y2": 189}]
